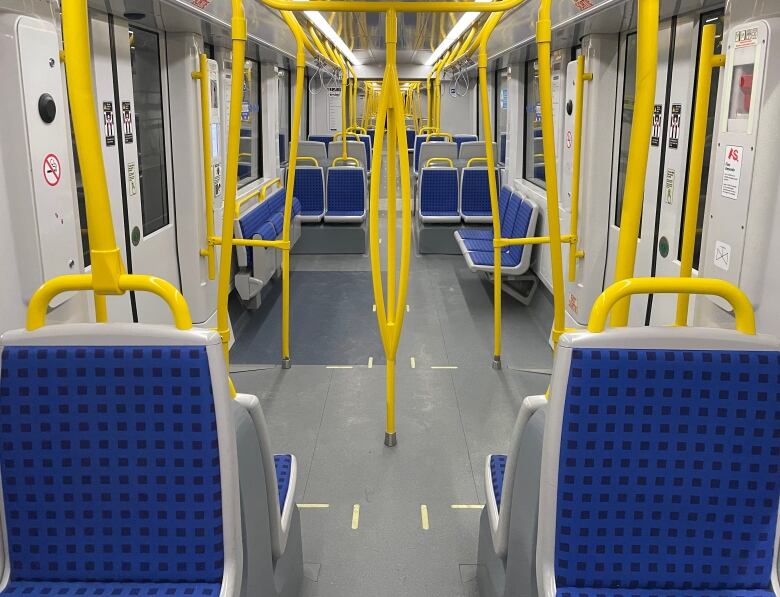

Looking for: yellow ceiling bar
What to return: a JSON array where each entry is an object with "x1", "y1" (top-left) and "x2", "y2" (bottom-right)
[{"x1": 258, "y1": 0, "x2": 531, "y2": 12}]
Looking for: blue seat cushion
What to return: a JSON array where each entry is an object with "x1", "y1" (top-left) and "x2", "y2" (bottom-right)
[
  {"x1": 457, "y1": 228, "x2": 493, "y2": 241},
  {"x1": 555, "y1": 348, "x2": 780, "y2": 591},
  {"x1": 274, "y1": 454, "x2": 293, "y2": 514},
  {"x1": 0, "y1": 583, "x2": 223, "y2": 597},
  {"x1": 461, "y1": 169, "x2": 497, "y2": 216},
  {"x1": 490, "y1": 454, "x2": 507, "y2": 512},
  {"x1": 463, "y1": 238, "x2": 494, "y2": 252},
  {"x1": 469, "y1": 250, "x2": 522, "y2": 268},
  {"x1": 420, "y1": 169, "x2": 459, "y2": 216},
  {"x1": 325, "y1": 210, "x2": 364, "y2": 217},
  {"x1": 0, "y1": 345, "x2": 224, "y2": 583}
]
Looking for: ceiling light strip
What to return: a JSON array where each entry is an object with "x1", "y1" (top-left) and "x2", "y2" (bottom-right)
[
  {"x1": 304, "y1": 10, "x2": 361, "y2": 65},
  {"x1": 424, "y1": 0, "x2": 491, "y2": 66}
]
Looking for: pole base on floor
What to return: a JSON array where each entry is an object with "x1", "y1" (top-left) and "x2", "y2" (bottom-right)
[
  {"x1": 281, "y1": 357, "x2": 292, "y2": 370},
  {"x1": 492, "y1": 356, "x2": 502, "y2": 370},
  {"x1": 384, "y1": 432, "x2": 397, "y2": 447}
]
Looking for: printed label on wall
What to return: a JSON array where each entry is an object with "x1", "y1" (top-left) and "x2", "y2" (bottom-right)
[
  {"x1": 122, "y1": 101, "x2": 134, "y2": 144},
  {"x1": 127, "y1": 162, "x2": 138, "y2": 196},
  {"x1": 668, "y1": 104, "x2": 682, "y2": 149},
  {"x1": 103, "y1": 101, "x2": 115, "y2": 146},
  {"x1": 664, "y1": 169, "x2": 675, "y2": 204},
  {"x1": 722, "y1": 145, "x2": 743, "y2": 200},
  {"x1": 651, "y1": 105, "x2": 662, "y2": 146},
  {"x1": 714, "y1": 240, "x2": 731, "y2": 271}
]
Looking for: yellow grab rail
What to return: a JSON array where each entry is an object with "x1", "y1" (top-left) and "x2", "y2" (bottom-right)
[
  {"x1": 27, "y1": 274, "x2": 192, "y2": 331},
  {"x1": 675, "y1": 23, "x2": 726, "y2": 326},
  {"x1": 466, "y1": 156, "x2": 490, "y2": 167},
  {"x1": 419, "y1": 126, "x2": 439, "y2": 135},
  {"x1": 259, "y1": 177, "x2": 283, "y2": 200},
  {"x1": 333, "y1": 156, "x2": 360, "y2": 166},
  {"x1": 236, "y1": 189, "x2": 261, "y2": 211},
  {"x1": 347, "y1": 126, "x2": 367, "y2": 134},
  {"x1": 192, "y1": 53, "x2": 217, "y2": 281},
  {"x1": 425, "y1": 157, "x2": 454, "y2": 167},
  {"x1": 334, "y1": 131, "x2": 361, "y2": 141},
  {"x1": 568, "y1": 54, "x2": 591, "y2": 282},
  {"x1": 425, "y1": 131, "x2": 452, "y2": 141},
  {"x1": 610, "y1": 0, "x2": 659, "y2": 326},
  {"x1": 589, "y1": 278, "x2": 756, "y2": 334},
  {"x1": 296, "y1": 156, "x2": 320, "y2": 166}
]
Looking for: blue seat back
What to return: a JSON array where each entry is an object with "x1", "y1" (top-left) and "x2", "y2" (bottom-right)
[
  {"x1": 454, "y1": 134, "x2": 478, "y2": 152},
  {"x1": 327, "y1": 168, "x2": 366, "y2": 214},
  {"x1": 294, "y1": 167, "x2": 325, "y2": 215},
  {"x1": 499, "y1": 189, "x2": 520, "y2": 238},
  {"x1": 460, "y1": 168, "x2": 498, "y2": 216},
  {"x1": 549, "y1": 343, "x2": 780, "y2": 593},
  {"x1": 308, "y1": 134, "x2": 332, "y2": 149},
  {"x1": 238, "y1": 199, "x2": 273, "y2": 240},
  {"x1": 505, "y1": 197, "x2": 534, "y2": 262},
  {"x1": 419, "y1": 168, "x2": 459, "y2": 216},
  {"x1": 499, "y1": 132, "x2": 507, "y2": 164},
  {"x1": 358, "y1": 135, "x2": 372, "y2": 170},
  {"x1": 406, "y1": 129, "x2": 415, "y2": 150},
  {"x1": 0, "y1": 344, "x2": 225, "y2": 583}
]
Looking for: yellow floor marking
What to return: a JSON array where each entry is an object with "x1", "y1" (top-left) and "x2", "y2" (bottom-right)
[
  {"x1": 420, "y1": 504, "x2": 430, "y2": 530},
  {"x1": 297, "y1": 503, "x2": 330, "y2": 509},
  {"x1": 406, "y1": 304, "x2": 410, "y2": 312},
  {"x1": 326, "y1": 365, "x2": 354, "y2": 369},
  {"x1": 373, "y1": 304, "x2": 377, "y2": 312},
  {"x1": 410, "y1": 357, "x2": 416, "y2": 369},
  {"x1": 451, "y1": 504, "x2": 484, "y2": 509},
  {"x1": 351, "y1": 504, "x2": 360, "y2": 530},
  {"x1": 431, "y1": 366, "x2": 458, "y2": 370},
  {"x1": 368, "y1": 357, "x2": 373, "y2": 368}
]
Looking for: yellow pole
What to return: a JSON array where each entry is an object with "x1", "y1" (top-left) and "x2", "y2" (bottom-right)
[
  {"x1": 477, "y1": 13, "x2": 504, "y2": 368},
  {"x1": 568, "y1": 55, "x2": 591, "y2": 282},
  {"x1": 537, "y1": 0, "x2": 567, "y2": 344},
  {"x1": 610, "y1": 0, "x2": 659, "y2": 327},
  {"x1": 675, "y1": 23, "x2": 724, "y2": 326},
  {"x1": 62, "y1": 0, "x2": 125, "y2": 298},
  {"x1": 433, "y1": 53, "x2": 449, "y2": 129},
  {"x1": 216, "y1": 0, "x2": 248, "y2": 387},
  {"x1": 193, "y1": 53, "x2": 217, "y2": 281},
  {"x1": 278, "y1": 10, "x2": 308, "y2": 367},
  {"x1": 426, "y1": 72, "x2": 433, "y2": 129},
  {"x1": 334, "y1": 49, "x2": 349, "y2": 159}
]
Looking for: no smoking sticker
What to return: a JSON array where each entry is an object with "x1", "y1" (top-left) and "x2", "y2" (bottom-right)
[{"x1": 43, "y1": 153, "x2": 61, "y2": 187}]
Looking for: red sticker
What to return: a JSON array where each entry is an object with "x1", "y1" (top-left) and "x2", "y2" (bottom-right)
[{"x1": 43, "y1": 153, "x2": 61, "y2": 187}]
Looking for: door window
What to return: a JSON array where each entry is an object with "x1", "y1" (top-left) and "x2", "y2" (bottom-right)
[
  {"x1": 614, "y1": 33, "x2": 637, "y2": 230},
  {"x1": 523, "y1": 60, "x2": 545, "y2": 188},
  {"x1": 495, "y1": 67, "x2": 509, "y2": 165},
  {"x1": 129, "y1": 26, "x2": 169, "y2": 236},
  {"x1": 676, "y1": 11, "x2": 724, "y2": 269},
  {"x1": 278, "y1": 68, "x2": 291, "y2": 165},
  {"x1": 238, "y1": 58, "x2": 261, "y2": 188}
]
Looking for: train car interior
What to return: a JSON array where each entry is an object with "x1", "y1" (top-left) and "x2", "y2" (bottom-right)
[{"x1": 1, "y1": 0, "x2": 780, "y2": 596}]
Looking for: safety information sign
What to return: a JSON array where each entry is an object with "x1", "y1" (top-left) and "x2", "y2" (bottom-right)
[
  {"x1": 43, "y1": 153, "x2": 61, "y2": 187},
  {"x1": 722, "y1": 145, "x2": 743, "y2": 200},
  {"x1": 668, "y1": 104, "x2": 682, "y2": 149},
  {"x1": 122, "y1": 102, "x2": 134, "y2": 144},
  {"x1": 714, "y1": 240, "x2": 731, "y2": 271},
  {"x1": 651, "y1": 105, "x2": 662, "y2": 146},
  {"x1": 103, "y1": 101, "x2": 115, "y2": 146},
  {"x1": 664, "y1": 169, "x2": 675, "y2": 204}
]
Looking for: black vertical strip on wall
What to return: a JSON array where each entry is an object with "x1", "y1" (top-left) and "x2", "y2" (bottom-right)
[
  {"x1": 107, "y1": 14, "x2": 139, "y2": 322},
  {"x1": 645, "y1": 16, "x2": 677, "y2": 325}
]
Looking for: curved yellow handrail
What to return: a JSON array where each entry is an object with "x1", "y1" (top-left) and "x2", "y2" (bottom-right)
[
  {"x1": 419, "y1": 126, "x2": 439, "y2": 135},
  {"x1": 425, "y1": 157, "x2": 454, "y2": 167},
  {"x1": 259, "y1": 177, "x2": 283, "y2": 201},
  {"x1": 425, "y1": 132, "x2": 453, "y2": 141},
  {"x1": 334, "y1": 131, "x2": 361, "y2": 141},
  {"x1": 466, "y1": 156, "x2": 489, "y2": 167},
  {"x1": 348, "y1": 126, "x2": 368, "y2": 134},
  {"x1": 588, "y1": 278, "x2": 756, "y2": 335},
  {"x1": 296, "y1": 156, "x2": 320, "y2": 166},
  {"x1": 27, "y1": 274, "x2": 192, "y2": 331},
  {"x1": 332, "y1": 156, "x2": 360, "y2": 166}
]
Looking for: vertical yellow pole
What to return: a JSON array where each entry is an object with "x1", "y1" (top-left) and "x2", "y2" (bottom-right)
[
  {"x1": 216, "y1": 0, "x2": 248, "y2": 386},
  {"x1": 426, "y1": 73, "x2": 433, "y2": 129},
  {"x1": 337, "y1": 51, "x2": 349, "y2": 159},
  {"x1": 568, "y1": 55, "x2": 591, "y2": 282},
  {"x1": 193, "y1": 52, "x2": 217, "y2": 281},
  {"x1": 610, "y1": 0, "x2": 659, "y2": 327},
  {"x1": 62, "y1": 0, "x2": 125, "y2": 297},
  {"x1": 537, "y1": 0, "x2": 567, "y2": 344},
  {"x1": 675, "y1": 23, "x2": 724, "y2": 326},
  {"x1": 477, "y1": 14, "x2": 504, "y2": 368}
]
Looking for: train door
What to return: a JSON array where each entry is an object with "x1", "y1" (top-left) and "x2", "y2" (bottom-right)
[
  {"x1": 650, "y1": 11, "x2": 724, "y2": 324},
  {"x1": 89, "y1": 14, "x2": 181, "y2": 324},
  {"x1": 604, "y1": 22, "x2": 673, "y2": 326}
]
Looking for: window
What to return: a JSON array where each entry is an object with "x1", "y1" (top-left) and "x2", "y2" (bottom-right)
[
  {"x1": 129, "y1": 26, "x2": 170, "y2": 236},
  {"x1": 235, "y1": 57, "x2": 261, "y2": 188},
  {"x1": 278, "y1": 68, "x2": 291, "y2": 165},
  {"x1": 495, "y1": 68, "x2": 509, "y2": 165},
  {"x1": 677, "y1": 10, "x2": 725, "y2": 269},
  {"x1": 70, "y1": 131, "x2": 89, "y2": 267},
  {"x1": 614, "y1": 33, "x2": 637, "y2": 229},
  {"x1": 523, "y1": 60, "x2": 545, "y2": 188}
]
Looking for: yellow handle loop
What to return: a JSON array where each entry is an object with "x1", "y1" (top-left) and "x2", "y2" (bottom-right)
[
  {"x1": 296, "y1": 156, "x2": 320, "y2": 166},
  {"x1": 333, "y1": 131, "x2": 361, "y2": 141},
  {"x1": 588, "y1": 278, "x2": 756, "y2": 335},
  {"x1": 332, "y1": 156, "x2": 360, "y2": 166},
  {"x1": 467, "y1": 156, "x2": 489, "y2": 167},
  {"x1": 425, "y1": 157, "x2": 454, "y2": 167},
  {"x1": 425, "y1": 131, "x2": 453, "y2": 141},
  {"x1": 259, "y1": 177, "x2": 283, "y2": 201}
]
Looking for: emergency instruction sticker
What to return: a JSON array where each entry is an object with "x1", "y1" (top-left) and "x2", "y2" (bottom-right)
[
  {"x1": 103, "y1": 101, "x2": 115, "y2": 146},
  {"x1": 722, "y1": 145, "x2": 743, "y2": 200},
  {"x1": 651, "y1": 105, "x2": 662, "y2": 146},
  {"x1": 668, "y1": 104, "x2": 682, "y2": 149}
]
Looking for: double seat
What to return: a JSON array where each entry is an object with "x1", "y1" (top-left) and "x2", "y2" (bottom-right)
[
  {"x1": 454, "y1": 185, "x2": 539, "y2": 274},
  {"x1": 233, "y1": 185, "x2": 302, "y2": 308},
  {"x1": 291, "y1": 138, "x2": 368, "y2": 224}
]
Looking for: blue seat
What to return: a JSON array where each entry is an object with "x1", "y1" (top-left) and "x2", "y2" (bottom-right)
[
  {"x1": 460, "y1": 167, "x2": 500, "y2": 223},
  {"x1": 456, "y1": 185, "x2": 513, "y2": 241},
  {"x1": 325, "y1": 167, "x2": 367, "y2": 222},
  {"x1": 477, "y1": 325, "x2": 780, "y2": 597},
  {"x1": 489, "y1": 454, "x2": 507, "y2": 512},
  {"x1": 454, "y1": 134, "x2": 478, "y2": 152},
  {"x1": 308, "y1": 134, "x2": 332, "y2": 149},
  {"x1": 274, "y1": 454, "x2": 293, "y2": 514},
  {"x1": 418, "y1": 166, "x2": 460, "y2": 223},
  {"x1": 358, "y1": 134, "x2": 372, "y2": 171},
  {"x1": 292, "y1": 166, "x2": 325, "y2": 222},
  {"x1": 413, "y1": 134, "x2": 447, "y2": 173},
  {"x1": 406, "y1": 128, "x2": 415, "y2": 150}
]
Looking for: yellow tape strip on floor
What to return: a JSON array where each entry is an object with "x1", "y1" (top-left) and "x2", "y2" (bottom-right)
[
  {"x1": 420, "y1": 504, "x2": 430, "y2": 530},
  {"x1": 352, "y1": 504, "x2": 360, "y2": 529},
  {"x1": 297, "y1": 503, "x2": 330, "y2": 508}
]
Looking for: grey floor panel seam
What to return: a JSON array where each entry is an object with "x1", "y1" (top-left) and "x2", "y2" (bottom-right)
[
  {"x1": 447, "y1": 369, "x2": 481, "y2": 502},
  {"x1": 301, "y1": 369, "x2": 335, "y2": 502}
]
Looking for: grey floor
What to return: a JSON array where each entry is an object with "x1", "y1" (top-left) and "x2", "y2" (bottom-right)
[{"x1": 229, "y1": 155, "x2": 554, "y2": 596}]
